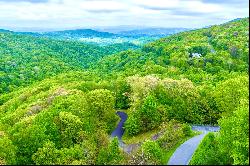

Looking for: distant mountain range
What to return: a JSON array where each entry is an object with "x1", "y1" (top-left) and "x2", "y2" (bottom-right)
[
  {"x1": 0, "y1": 27, "x2": 189, "y2": 37},
  {"x1": 116, "y1": 28, "x2": 190, "y2": 37},
  {"x1": 0, "y1": 29, "x2": 11, "y2": 32},
  {"x1": 37, "y1": 28, "x2": 189, "y2": 39},
  {"x1": 0, "y1": 27, "x2": 190, "y2": 45},
  {"x1": 40, "y1": 29, "x2": 116, "y2": 38},
  {"x1": 227, "y1": 18, "x2": 243, "y2": 23}
]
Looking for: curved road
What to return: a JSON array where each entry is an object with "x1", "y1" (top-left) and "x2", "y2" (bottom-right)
[
  {"x1": 111, "y1": 111, "x2": 220, "y2": 165},
  {"x1": 167, "y1": 125, "x2": 220, "y2": 165},
  {"x1": 111, "y1": 111, "x2": 128, "y2": 141},
  {"x1": 111, "y1": 111, "x2": 139, "y2": 153}
]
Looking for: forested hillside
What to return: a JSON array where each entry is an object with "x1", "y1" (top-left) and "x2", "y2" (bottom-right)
[
  {"x1": 0, "y1": 32, "x2": 138, "y2": 94},
  {"x1": 0, "y1": 18, "x2": 249, "y2": 165}
]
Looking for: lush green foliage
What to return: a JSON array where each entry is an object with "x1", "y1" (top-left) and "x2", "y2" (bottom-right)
[
  {"x1": 0, "y1": 135, "x2": 16, "y2": 164},
  {"x1": 191, "y1": 78, "x2": 249, "y2": 165},
  {"x1": 124, "y1": 75, "x2": 230, "y2": 135},
  {"x1": 189, "y1": 132, "x2": 225, "y2": 165},
  {"x1": 218, "y1": 99, "x2": 249, "y2": 165},
  {"x1": 126, "y1": 120, "x2": 193, "y2": 165},
  {"x1": 96, "y1": 137, "x2": 125, "y2": 165},
  {"x1": 0, "y1": 18, "x2": 249, "y2": 165},
  {"x1": 156, "y1": 120, "x2": 192, "y2": 149},
  {"x1": 0, "y1": 32, "x2": 138, "y2": 94},
  {"x1": 0, "y1": 72, "x2": 122, "y2": 164}
]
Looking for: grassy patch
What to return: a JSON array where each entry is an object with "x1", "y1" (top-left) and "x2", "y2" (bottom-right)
[{"x1": 122, "y1": 127, "x2": 161, "y2": 144}]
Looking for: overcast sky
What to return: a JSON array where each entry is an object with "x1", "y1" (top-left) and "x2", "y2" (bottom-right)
[{"x1": 0, "y1": 0, "x2": 249, "y2": 30}]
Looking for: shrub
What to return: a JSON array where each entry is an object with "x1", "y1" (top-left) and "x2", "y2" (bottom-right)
[
  {"x1": 141, "y1": 140, "x2": 163, "y2": 164},
  {"x1": 128, "y1": 140, "x2": 163, "y2": 165},
  {"x1": 124, "y1": 112, "x2": 141, "y2": 136},
  {"x1": 156, "y1": 120, "x2": 185, "y2": 149},
  {"x1": 189, "y1": 132, "x2": 224, "y2": 165},
  {"x1": 96, "y1": 137, "x2": 124, "y2": 165},
  {"x1": 182, "y1": 123, "x2": 192, "y2": 137},
  {"x1": 32, "y1": 141, "x2": 86, "y2": 165}
]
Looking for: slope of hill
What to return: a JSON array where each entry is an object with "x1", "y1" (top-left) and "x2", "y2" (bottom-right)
[
  {"x1": 0, "y1": 32, "x2": 139, "y2": 94},
  {"x1": 94, "y1": 18, "x2": 249, "y2": 79},
  {"x1": 0, "y1": 18, "x2": 248, "y2": 165}
]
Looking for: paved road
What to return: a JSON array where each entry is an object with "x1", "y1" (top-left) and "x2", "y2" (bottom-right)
[
  {"x1": 111, "y1": 111, "x2": 140, "y2": 153},
  {"x1": 111, "y1": 112, "x2": 221, "y2": 162},
  {"x1": 167, "y1": 126, "x2": 220, "y2": 165},
  {"x1": 191, "y1": 125, "x2": 220, "y2": 132},
  {"x1": 111, "y1": 111, "x2": 128, "y2": 140}
]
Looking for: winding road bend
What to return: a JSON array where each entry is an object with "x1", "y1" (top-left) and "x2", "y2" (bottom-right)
[
  {"x1": 111, "y1": 111, "x2": 140, "y2": 153},
  {"x1": 167, "y1": 125, "x2": 220, "y2": 165},
  {"x1": 111, "y1": 111, "x2": 220, "y2": 165},
  {"x1": 111, "y1": 111, "x2": 128, "y2": 147}
]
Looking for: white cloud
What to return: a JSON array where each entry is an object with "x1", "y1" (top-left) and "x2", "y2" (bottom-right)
[
  {"x1": 0, "y1": 0, "x2": 248, "y2": 30},
  {"x1": 131, "y1": 0, "x2": 180, "y2": 9}
]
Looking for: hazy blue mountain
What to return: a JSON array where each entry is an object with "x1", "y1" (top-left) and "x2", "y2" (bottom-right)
[
  {"x1": 5, "y1": 27, "x2": 191, "y2": 39},
  {"x1": 41, "y1": 29, "x2": 117, "y2": 39},
  {"x1": 117, "y1": 28, "x2": 190, "y2": 37},
  {"x1": 93, "y1": 25, "x2": 148, "y2": 33},
  {"x1": 3, "y1": 27, "x2": 190, "y2": 46},
  {"x1": 227, "y1": 18, "x2": 244, "y2": 23},
  {"x1": 0, "y1": 29, "x2": 12, "y2": 32}
]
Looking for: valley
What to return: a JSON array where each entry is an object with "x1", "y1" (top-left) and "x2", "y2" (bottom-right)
[{"x1": 0, "y1": 18, "x2": 249, "y2": 165}]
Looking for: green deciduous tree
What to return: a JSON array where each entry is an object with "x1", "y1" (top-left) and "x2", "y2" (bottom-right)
[
  {"x1": 96, "y1": 137, "x2": 124, "y2": 165},
  {"x1": 0, "y1": 135, "x2": 16, "y2": 165},
  {"x1": 218, "y1": 99, "x2": 249, "y2": 165},
  {"x1": 87, "y1": 89, "x2": 118, "y2": 132}
]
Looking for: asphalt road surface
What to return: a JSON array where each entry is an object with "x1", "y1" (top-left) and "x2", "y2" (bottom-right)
[{"x1": 167, "y1": 126, "x2": 220, "y2": 165}]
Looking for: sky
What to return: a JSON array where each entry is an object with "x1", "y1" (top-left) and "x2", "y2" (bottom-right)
[{"x1": 0, "y1": 0, "x2": 249, "y2": 31}]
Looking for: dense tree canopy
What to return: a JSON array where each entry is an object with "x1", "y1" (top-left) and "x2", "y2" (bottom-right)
[{"x1": 0, "y1": 18, "x2": 249, "y2": 165}]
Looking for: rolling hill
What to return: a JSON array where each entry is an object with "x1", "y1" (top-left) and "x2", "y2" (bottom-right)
[
  {"x1": 0, "y1": 18, "x2": 248, "y2": 165},
  {"x1": 11, "y1": 27, "x2": 190, "y2": 46}
]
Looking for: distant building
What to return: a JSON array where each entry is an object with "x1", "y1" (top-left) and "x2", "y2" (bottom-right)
[{"x1": 191, "y1": 53, "x2": 201, "y2": 58}]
